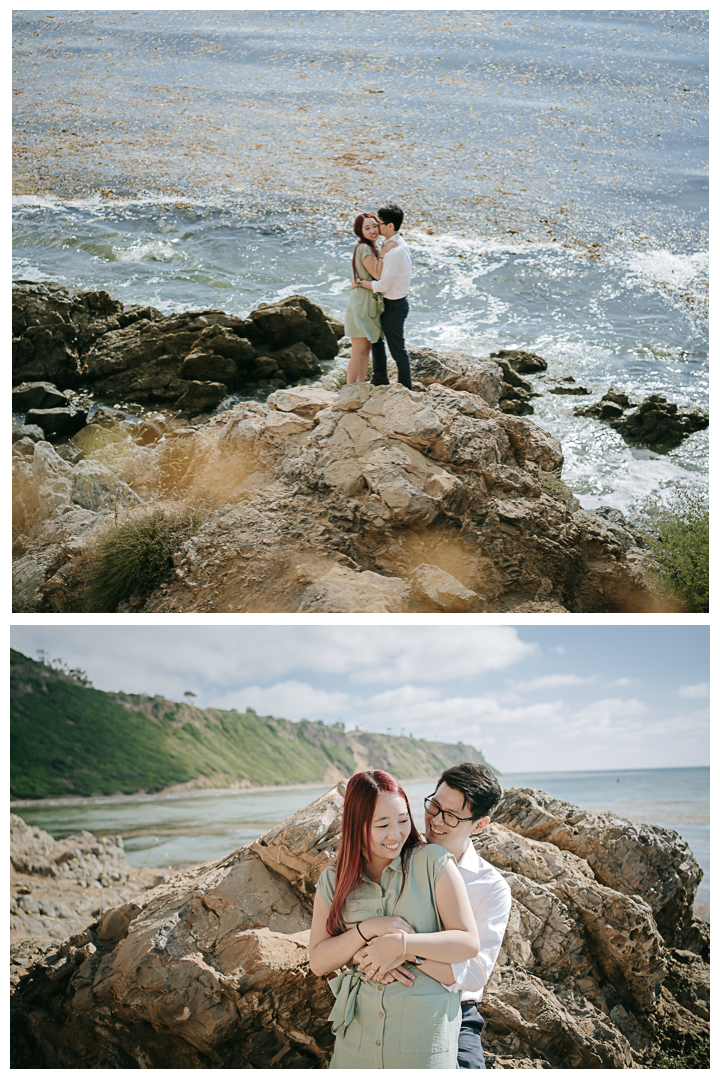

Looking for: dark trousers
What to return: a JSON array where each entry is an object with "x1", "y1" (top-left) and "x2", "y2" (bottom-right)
[
  {"x1": 458, "y1": 1002, "x2": 486, "y2": 1069},
  {"x1": 371, "y1": 296, "x2": 412, "y2": 389}
]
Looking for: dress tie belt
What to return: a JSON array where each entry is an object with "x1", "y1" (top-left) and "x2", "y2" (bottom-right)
[{"x1": 328, "y1": 969, "x2": 366, "y2": 1036}]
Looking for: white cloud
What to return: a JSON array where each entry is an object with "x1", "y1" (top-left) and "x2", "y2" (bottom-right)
[
  {"x1": 10, "y1": 625, "x2": 537, "y2": 693},
  {"x1": 557, "y1": 698, "x2": 650, "y2": 740},
  {"x1": 510, "y1": 673, "x2": 597, "y2": 692},
  {"x1": 607, "y1": 677, "x2": 637, "y2": 687},
  {"x1": 210, "y1": 681, "x2": 353, "y2": 720},
  {"x1": 678, "y1": 683, "x2": 710, "y2": 699}
]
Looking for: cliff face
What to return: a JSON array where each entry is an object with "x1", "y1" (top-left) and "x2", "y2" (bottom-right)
[
  {"x1": 10, "y1": 649, "x2": 494, "y2": 800},
  {"x1": 10, "y1": 784, "x2": 709, "y2": 1069}
]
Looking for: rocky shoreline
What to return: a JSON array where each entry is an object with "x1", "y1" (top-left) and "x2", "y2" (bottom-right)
[
  {"x1": 12, "y1": 281, "x2": 707, "y2": 614},
  {"x1": 10, "y1": 784, "x2": 709, "y2": 1069}
]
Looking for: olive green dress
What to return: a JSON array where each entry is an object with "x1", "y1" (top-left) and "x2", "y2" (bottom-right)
[
  {"x1": 344, "y1": 243, "x2": 384, "y2": 342},
  {"x1": 316, "y1": 843, "x2": 461, "y2": 1070}
]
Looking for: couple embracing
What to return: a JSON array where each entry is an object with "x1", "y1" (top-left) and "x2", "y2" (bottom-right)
[
  {"x1": 345, "y1": 202, "x2": 413, "y2": 390},
  {"x1": 309, "y1": 763, "x2": 512, "y2": 1070}
]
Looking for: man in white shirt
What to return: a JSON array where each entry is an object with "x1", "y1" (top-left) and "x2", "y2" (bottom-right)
[
  {"x1": 355, "y1": 202, "x2": 413, "y2": 389},
  {"x1": 420, "y1": 763, "x2": 512, "y2": 1069}
]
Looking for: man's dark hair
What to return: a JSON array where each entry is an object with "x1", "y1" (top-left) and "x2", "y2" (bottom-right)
[
  {"x1": 377, "y1": 202, "x2": 404, "y2": 231},
  {"x1": 435, "y1": 762, "x2": 502, "y2": 819}
]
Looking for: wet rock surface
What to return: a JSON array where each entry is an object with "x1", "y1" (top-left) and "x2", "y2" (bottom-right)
[
  {"x1": 13, "y1": 282, "x2": 342, "y2": 407},
  {"x1": 13, "y1": 370, "x2": 660, "y2": 613},
  {"x1": 575, "y1": 388, "x2": 708, "y2": 446},
  {"x1": 10, "y1": 784, "x2": 709, "y2": 1069}
]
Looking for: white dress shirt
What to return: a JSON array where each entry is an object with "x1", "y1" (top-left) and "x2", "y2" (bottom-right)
[
  {"x1": 371, "y1": 233, "x2": 412, "y2": 299},
  {"x1": 440, "y1": 841, "x2": 512, "y2": 1002}
]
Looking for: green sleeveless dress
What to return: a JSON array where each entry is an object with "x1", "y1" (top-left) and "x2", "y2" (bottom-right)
[
  {"x1": 344, "y1": 243, "x2": 384, "y2": 342},
  {"x1": 316, "y1": 843, "x2": 461, "y2": 1070}
]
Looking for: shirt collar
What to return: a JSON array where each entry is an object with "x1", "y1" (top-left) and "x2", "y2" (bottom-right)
[{"x1": 457, "y1": 841, "x2": 480, "y2": 872}]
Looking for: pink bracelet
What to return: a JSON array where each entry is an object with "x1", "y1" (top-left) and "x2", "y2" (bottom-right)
[{"x1": 400, "y1": 930, "x2": 407, "y2": 959}]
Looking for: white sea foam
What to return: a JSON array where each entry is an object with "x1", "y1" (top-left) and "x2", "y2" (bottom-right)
[
  {"x1": 624, "y1": 249, "x2": 708, "y2": 291},
  {"x1": 113, "y1": 239, "x2": 183, "y2": 263}
]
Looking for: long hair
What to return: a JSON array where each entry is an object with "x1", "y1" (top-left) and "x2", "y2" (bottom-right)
[
  {"x1": 326, "y1": 770, "x2": 423, "y2": 937},
  {"x1": 351, "y1": 213, "x2": 379, "y2": 281}
]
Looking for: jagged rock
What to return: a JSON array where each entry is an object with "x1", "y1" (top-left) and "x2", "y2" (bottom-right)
[
  {"x1": 12, "y1": 381, "x2": 69, "y2": 412},
  {"x1": 12, "y1": 282, "x2": 341, "y2": 405},
  {"x1": 491, "y1": 788, "x2": 705, "y2": 954},
  {"x1": 574, "y1": 386, "x2": 636, "y2": 420},
  {"x1": 410, "y1": 562, "x2": 484, "y2": 612},
  {"x1": 24, "y1": 405, "x2": 89, "y2": 438},
  {"x1": 12, "y1": 439, "x2": 74, "y2": 533},
  {"x1": 297, "y1": 564, "x2": 411, "y2": 612},
  {"x1": 10, "y1": 784, "x2": 709, "y2": 1069},
  {"x1": 175, "y1": 380, "x2": 228, "y2": 414},
  {"x1": 490, "y1": 349, "x2": 548, "y2": 374},
  {"x1": 11, "y1": 815, "x2": 130, "y2": 882},
  {"x1": 548, "y1": 385, "x2": 590, "y2": 396},
  {"x1": 609, "y1": 395, "x2": 709, "y2": 446},
  {"x1": 12, "y1": 424, "x2": 47, "y2": 444},
  {"x1": 70, "y1": 460, "x2": 140, "y2": 513},
  {"x1": 14, "y1": 365, "x2": 660, "y2": 614},
  {"x1": 267, "y1": 386, "x2": 337, "y2": 418},
  {"x1": 409, "y1": 347, "x2": 503, "y2": 407}
]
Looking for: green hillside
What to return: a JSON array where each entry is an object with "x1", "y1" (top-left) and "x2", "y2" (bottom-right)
[{"x1": 10, "y1": 650, "x2": 497, "y2": 800}]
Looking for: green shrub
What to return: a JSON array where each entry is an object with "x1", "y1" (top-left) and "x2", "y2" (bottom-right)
[
  {"x1": 83, "y1": 506, "x2": 204, "y2": 612},
  {"x1": 637, "y1": 487, "x2": 709, "y2": 613}
]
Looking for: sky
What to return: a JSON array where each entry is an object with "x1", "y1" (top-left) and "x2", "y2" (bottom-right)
[{"x1": 10, "y1": 625, "x2": 709, "y2": 773}]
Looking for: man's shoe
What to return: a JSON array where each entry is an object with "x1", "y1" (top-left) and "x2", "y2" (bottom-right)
[{"x1": 371, "y1": 377, "x2": 390, "y2": 386}]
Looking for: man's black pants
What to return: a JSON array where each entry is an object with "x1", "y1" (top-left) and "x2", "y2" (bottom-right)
[
  {"x1": 458, "y1": 1002, "x2": 486, "y2": 1069},
  {"x1": 371, "y1": 296, "x2": 412, "y2": 389}
]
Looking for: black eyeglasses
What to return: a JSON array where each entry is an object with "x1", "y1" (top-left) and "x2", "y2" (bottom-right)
[{"x1": 424, "y1": 797, "x2": 475, "y2": 829}]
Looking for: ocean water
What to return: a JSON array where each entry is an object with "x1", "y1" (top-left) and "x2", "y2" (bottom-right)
[
  {"x1": 13, "y1": 767, "x2": 709, "y2": 920},
  {"x1": 12, "y1": 9, "x2": 708, "y2": 516}
]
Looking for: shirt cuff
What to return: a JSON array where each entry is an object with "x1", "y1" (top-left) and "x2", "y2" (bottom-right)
[
  {"x1": 371, "y1": 280, "x2": 385, "y2": 293},
  {"x1": 440, "y1": 960, "x2": 468, "y2": 993}
]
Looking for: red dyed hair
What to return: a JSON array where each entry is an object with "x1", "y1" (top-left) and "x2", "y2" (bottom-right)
[
  {"x1": 351, "y1": 212, "x2": 379, "y2": 281},
  {"x1": 326, "y1": 770, "x2": 423, "y2": 937}
]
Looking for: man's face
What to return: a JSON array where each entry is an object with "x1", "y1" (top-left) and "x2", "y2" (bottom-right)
[
  {"x1": 424, "y1": 781, "x2": 488, "y2": 854},
  {"x1": 377, "y1": 218, "x2": 395, "y2": 238}
]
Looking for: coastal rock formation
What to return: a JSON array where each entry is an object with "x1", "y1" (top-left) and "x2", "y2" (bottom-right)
[
  {"x1": 12, "y1": 282, "x2": 343, "y2": 407},
  {"x1": 13, "y1": 371, "x2": 659, "y2": 613},
  {"x1": 575, "y1": 389, "x2": 709, "y2": 447},
  {"x1": 10, "y1": 816, "x2": 160, "y2": 945},
  {"x1": 490, "y1": 787, "x2": 708, "y2": 960},
  {"x1": 10, "y1": 785, "x2": 709, "y2": 1069}
]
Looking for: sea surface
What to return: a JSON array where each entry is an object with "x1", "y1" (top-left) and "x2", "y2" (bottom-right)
[
  {"x1": 14, "y1": 767, "x2": 709, "y2": 920},
  {"x1": 12, "y1": 9, "x2": 708, "y2": 516}
]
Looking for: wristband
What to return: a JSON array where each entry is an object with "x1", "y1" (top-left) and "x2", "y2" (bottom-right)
[
  {"x1": 400, "y1": 930, "x2": 407, "y2": 959},
  {"x1": 356, "y1": 922, "x2": 372, "y2": 943}
]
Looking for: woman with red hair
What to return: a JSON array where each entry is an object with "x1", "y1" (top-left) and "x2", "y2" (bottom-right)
[
  {"x1": 309, "y1": 771, "x2": 479, "y2": 1069},
  {"x1": 344, "y1": 213, "x2": 385, "y2": 383}
]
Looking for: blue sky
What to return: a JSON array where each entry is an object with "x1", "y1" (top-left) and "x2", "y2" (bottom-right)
[{"x1": 10, "y1": 625, "x2": 708, "y2": 773}]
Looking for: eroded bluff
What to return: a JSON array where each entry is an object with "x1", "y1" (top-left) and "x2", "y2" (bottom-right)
[
  {"x1": 10, "y1": 784, "x2": 709, "y2": 1069},
  {"x1": 14, "y1": 375, "x2": 656, "y2": 614}
]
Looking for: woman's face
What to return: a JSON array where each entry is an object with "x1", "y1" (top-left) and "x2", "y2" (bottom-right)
[
  {"x1": 364, "y1": 792, "x2": 411, "y2": 865},
  {"x1": 361, "y1": 216, "x2": 379, "y2": 242}
]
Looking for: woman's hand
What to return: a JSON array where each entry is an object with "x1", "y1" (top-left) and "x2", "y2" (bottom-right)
[
  {"x1": 381, "y1": 240, "x2": 398, "y2": 254},
  {"x1": 356, "y1": 931, "x2": 407, "y2": 978}
]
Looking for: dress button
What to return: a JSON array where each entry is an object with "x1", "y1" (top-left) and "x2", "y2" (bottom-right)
[
  {"x1": 376, "y1": 1040, "x2": 381, "y2": 1046},
  {"x1": 376, "y1": 908, "x2": 382, "y2": 914},
  {"x1": 379, "y1": 1011, "x2": 384, "y2": 1017}
]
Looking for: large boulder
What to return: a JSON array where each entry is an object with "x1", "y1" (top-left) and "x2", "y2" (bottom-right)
[
  {"x1": 12, "y1": 282, "x2": 342, "y2": 405},
  {"x1": 491, "y1": 787, "x2": 707, "y2": 958},
  {"x1": 10, "y1": 784, "x2": 709, "y2": 1069}
]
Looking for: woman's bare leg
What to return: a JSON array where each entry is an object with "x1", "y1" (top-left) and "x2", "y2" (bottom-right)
[{"x1": 347, "y1": 338, "x2": 371, "y2": 383}]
